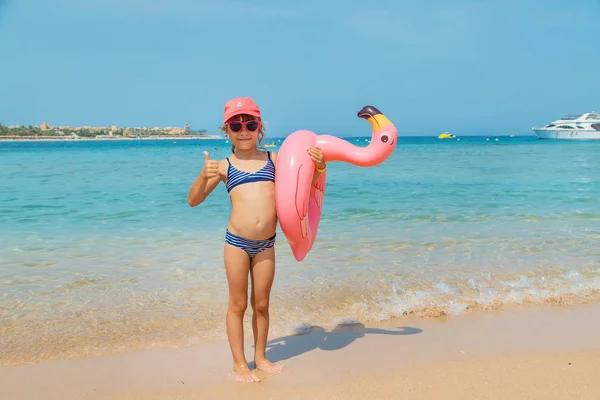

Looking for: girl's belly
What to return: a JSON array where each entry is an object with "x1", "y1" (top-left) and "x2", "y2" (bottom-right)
[{"x1": 228, "y1": 184, "x2": 277, "y2": 240}]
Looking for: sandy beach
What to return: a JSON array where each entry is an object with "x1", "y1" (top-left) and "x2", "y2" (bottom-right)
[{"x1": 2, "y1": 301, "x2": 599, "y2": 400}]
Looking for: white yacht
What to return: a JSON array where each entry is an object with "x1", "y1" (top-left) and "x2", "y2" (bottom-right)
[{"x1": 532, "y1": 112, "x2": 600, "y2": 140}]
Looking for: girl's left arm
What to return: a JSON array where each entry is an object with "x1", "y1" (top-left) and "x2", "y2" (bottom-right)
[
  {"x1": 308, "y1": 147, "x2": 326, "y2": 184},
  {"x1": 271, "y1": 151, "x2": 278, "y2": 168},
  {"x1": 272, "y1": 149, "x2": 325, "y2": 185}
]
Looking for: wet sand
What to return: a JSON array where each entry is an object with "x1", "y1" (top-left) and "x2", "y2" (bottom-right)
[{"x1": 1, "y1": 302, "x2": 599, "y2": 400}]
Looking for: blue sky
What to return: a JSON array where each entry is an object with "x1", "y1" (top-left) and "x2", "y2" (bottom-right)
[{"x1": 0, "y1": 0, "x2": 598, "y2": 137}]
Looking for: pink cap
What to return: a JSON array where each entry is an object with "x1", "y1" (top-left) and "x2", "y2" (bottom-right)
[{"x1": 223, "y1": 97, "x2": 261, "y2": 123}]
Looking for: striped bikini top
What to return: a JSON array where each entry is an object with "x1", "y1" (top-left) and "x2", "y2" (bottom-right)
[{"x1": 225, "y1": 152, "x2": 275, "y2": 193}]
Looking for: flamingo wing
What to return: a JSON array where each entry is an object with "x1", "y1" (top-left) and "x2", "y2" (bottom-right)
[
  {"x1": 312, "y1": 171, "x2": 326, "y2": 213},
  {"x1": 295, "y1": 162, "x2": 312, "y2": 239},
  {"x1": 295, "y1": 164, "x2": 327, "y2": 241}
]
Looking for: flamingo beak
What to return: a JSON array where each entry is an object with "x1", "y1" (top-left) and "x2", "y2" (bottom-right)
[{"x1": 357, "y1": 105, "x2": 393, "y2": 132}]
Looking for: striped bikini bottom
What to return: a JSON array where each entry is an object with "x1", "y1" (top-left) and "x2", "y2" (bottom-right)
[{"x1": 225, "y1": 230, "x2": 276, "y2": 259}]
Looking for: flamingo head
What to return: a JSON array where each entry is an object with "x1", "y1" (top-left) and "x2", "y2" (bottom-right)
[{"x1": 357, "y1": 106, "x2": 398, "y2": 151}]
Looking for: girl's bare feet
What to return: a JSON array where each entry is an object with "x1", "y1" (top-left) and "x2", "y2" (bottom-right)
[
  {"x1": 233, "y1": 363, "x2": 261, "y2": 383},
  {"x1": 254, "y1": 358, "x2": 284, "y2": 374}
]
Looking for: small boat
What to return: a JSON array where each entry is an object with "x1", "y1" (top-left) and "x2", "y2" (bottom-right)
[
  {"x1": 265, "y1": 142, "x2": 277, "y2": 147},
  {"x1": 438, "y1": 132, "x2": 455, "y2": 139}
]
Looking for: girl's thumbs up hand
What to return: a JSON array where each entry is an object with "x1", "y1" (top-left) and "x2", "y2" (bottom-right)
[{"x1": 202, "y1": 151, "x2": 219, "y2": 179}]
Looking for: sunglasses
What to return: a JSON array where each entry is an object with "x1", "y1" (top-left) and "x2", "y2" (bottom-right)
[{"x1": 226, "y1": 120, "x2": 260, "y2": 133}]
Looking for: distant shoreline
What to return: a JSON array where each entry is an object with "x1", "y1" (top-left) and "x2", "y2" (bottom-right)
[
  {"x1": 0, "y1": 135, "x2": 224, "y2": 142},
  {"x1": 0, "y1": 134, "x2": 536, "y2": 143}
]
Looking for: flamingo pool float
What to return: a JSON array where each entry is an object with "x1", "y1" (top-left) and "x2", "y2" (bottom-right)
[{"x1": 275, "y1": 105, "x2": 399, "y2": 261}]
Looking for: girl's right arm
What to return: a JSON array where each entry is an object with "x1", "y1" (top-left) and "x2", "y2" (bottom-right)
[{"x1": 187, "y1": 152, "x2": 224, "y2": 207}]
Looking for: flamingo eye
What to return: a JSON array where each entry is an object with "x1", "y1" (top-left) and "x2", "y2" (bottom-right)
[{"x1": 381, "y1": 134, "x2": 389, "y2": 143}]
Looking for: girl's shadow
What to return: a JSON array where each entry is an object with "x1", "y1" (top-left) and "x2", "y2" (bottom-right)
[{"x1": 261, "y1": 323, "x2": 422, "y2": 364}]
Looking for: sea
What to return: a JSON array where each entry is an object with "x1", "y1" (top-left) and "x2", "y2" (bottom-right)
[{"x1": 1, "y1": 135, "x2": 599, "y2": 366}]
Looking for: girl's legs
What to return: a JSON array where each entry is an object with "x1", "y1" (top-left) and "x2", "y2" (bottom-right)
[
  {"x1": 249, "y1": 247, "x2": 284, "y2": 374},
  {"x1": 223, "y1": 243, "x2": 260, "y2": 383}
]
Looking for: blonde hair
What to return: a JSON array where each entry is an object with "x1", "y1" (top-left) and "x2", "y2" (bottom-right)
[{"x1": 220, "y1": 114, "x2": 266, "y2": 154}]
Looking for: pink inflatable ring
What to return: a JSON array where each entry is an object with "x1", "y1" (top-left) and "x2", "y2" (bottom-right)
[{"x1": 275, "y1": 105, "x2": 399, "y2": 261}]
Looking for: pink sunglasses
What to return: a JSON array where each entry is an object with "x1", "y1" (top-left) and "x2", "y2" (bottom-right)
[{"x1": 226, "y1": 120, "x2": 260, "y2": 133}]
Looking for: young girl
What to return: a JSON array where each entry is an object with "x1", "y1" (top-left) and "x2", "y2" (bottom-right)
[{"x1": 187, "y1": 97, "x2": 326, "y2": 383}]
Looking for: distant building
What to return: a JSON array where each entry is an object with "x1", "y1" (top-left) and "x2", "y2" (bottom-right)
[
  {"x1": 40, "y1": 122, "x2": 51, "y2": 130},
  {"x1": 184, "y1": 123, "x2": 190, "y2": 133}
]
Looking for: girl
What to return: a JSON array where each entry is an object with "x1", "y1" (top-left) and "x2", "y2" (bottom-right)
[{"x1": 187, "y1": 97, "x2": 326, "y2": 383}]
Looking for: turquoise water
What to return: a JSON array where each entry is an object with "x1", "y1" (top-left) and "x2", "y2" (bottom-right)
[{"x1": 1, "y1": 136, "x2": 600, "y2": 365}]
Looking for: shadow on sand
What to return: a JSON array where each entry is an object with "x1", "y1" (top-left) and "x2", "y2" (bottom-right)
[{"x1": 261, "y1": 323, "x2": 422, "y2": 364}]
